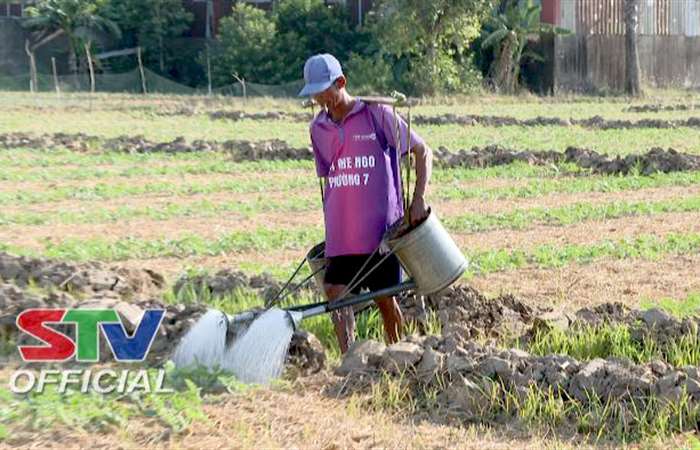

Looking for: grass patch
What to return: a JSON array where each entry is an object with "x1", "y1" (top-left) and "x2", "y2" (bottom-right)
[
  {"x1": 4, "y1": 231, "x2": 698, "y2": 278},
  {"x1": 485, "y1": 380, "x2": 700, "y2": 442},
  {"x1": 466, "y1": 232, "x2": 700, "y2": 276},
  {"x1": 0, "y1": 176, "x2": 315, "y2": 206},
  {"x1": 436, "y1": 169, "x2": 700, "y2": 201},
  {"x1": 445, "y1": 195, "x2": 700, "y2": 233},
  {"x1": 640, "y1": 293, "x2": 700, "y2": 318},
  {"x1": 0, "y1": 158, "x2": 313, "y2": 183},
  {"x1": 0, "y1": 366, "x2": 212, "y2": 442},
  {"x1": 0, "y1": 195, "x2": 317, "y2": 226},
  {"x1": 528, "y1": 322, "x2": 700, "y2": 367},
  {"x1": 355, "y1": 367, "x2": 700, "y2": 443}
]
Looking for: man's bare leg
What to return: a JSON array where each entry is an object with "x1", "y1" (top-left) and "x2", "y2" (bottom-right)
[
  {"x1": 324, "y1": 284, "x2": 356, "y2": 354},
  {"x1": 375, "y1": 295, "x2": 403, "y2": 344}
]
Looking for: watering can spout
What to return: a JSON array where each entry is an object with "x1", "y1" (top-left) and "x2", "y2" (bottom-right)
[{"x1": 285, "y1": 310, "x2": 304, "y2": 331}]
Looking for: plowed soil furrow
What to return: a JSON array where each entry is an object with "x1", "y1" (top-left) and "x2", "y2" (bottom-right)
[{"x1": 0, "y1": 212, "x2": 325, "y2": 250}]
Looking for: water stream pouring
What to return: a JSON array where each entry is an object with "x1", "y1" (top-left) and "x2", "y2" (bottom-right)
[{"x1": 171, "y1": 210, "x2": 466, "y2": 384}]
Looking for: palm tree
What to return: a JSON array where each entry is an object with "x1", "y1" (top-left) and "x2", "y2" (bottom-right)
[
  {"x1": 481, "y1": 0, "x2": 565, "y2": 94},
  {"x1": 23, "y1": 0, "x2": 121, "y2": 77}
]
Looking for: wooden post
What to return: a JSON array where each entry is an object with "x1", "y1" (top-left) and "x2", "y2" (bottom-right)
[
  {"x1": 137, "y1": 46, "x2": 147, "y2": 94},
  {"x1": 206, "y1": 42, "x2": 212, "y2": 96},
  {"x1": 24, "y1": 39, "x2": 37, "y2": 93},
  {"x1": 232, "y1": 73, "x2": 246, "y2": 100},
  {"x1": 84, "y1": 42, "x2": 95, "y2": 93},
  {"x1": 51, "y1": 57, "x2": 60, "y2": 95}
]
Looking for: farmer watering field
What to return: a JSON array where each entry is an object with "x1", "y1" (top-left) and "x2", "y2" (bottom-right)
[{"x1": 299, "y1": 54, "x2": 434, "y2": 353}]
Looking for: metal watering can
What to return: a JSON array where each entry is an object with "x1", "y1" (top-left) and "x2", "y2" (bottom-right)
[{"x1": 172, "y1": 209, "x2": 467, "y2": 370}]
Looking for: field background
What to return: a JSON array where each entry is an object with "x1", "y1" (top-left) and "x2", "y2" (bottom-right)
[{"x1": 2, "y1": 89, "x2": 700, "y2": 448}]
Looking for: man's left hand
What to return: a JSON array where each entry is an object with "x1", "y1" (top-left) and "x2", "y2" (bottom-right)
[{"x1": 408, "y1": 195, "x2": 430, "y2": 226}]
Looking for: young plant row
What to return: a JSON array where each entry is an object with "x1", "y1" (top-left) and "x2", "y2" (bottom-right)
[
  {"x1": 3, "y1": 188, "x2": 699, "y2": 248},
  {"x1": 444, "y1": 195, "x2": 700, "y2": 233},
  {"x1": 3, "y1": 230, "x2": 698, "y2": 280},
  {"x1": 4, "y1": 163, "x2": 700, "y2": 208}
]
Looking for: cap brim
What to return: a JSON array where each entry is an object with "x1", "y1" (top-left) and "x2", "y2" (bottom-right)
[{"x1": 298, "y1": 80, "x2": 333, "y2": 97}]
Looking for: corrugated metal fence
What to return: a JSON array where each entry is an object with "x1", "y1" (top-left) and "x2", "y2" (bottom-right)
[
  {"x1": 549, "y1": 0, "x2": 700, "y2": 91},
  {"x1": 553, "y1": 34, "x2": 700, "y2": 91},
  {"x1": 558, "y1": 0, "x2": 700, "y2": 36}
]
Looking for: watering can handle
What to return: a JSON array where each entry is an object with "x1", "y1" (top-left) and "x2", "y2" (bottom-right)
[{"x1": 292, "y1": 280, "x2": 417, "y2": 320}]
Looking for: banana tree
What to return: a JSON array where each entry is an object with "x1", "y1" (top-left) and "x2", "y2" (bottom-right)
[
  {"x1": 23, "y1": 0, "x2": 121, "y2": 77},
  {"x1": 481, "y1": 0, "x2": 566, "y2": 94}
]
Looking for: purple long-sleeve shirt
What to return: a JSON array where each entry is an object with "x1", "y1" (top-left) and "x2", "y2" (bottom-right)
[{"x1": 310, "y1": 100, "x2": 425, "y2": 257}]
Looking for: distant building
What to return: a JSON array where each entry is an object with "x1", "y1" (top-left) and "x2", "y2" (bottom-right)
[{"x1": 0, "y1": 1, "x2": 31, "y2": 17}]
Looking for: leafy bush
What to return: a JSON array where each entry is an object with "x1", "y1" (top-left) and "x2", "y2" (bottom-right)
[{"x1": 210, "y1": 4, "x2": 278, "y2": 86}]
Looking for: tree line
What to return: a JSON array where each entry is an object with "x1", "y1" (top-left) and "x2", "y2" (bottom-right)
[{"x1": 21, "y1": 0, "x2": 644, "y2": 96}]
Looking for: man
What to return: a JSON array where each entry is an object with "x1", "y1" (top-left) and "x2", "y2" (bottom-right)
[{"x1": 299, "y1": 54, "x2": 433, "y2": 353}]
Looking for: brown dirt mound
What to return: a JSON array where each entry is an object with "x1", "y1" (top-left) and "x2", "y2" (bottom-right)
[
  {"x1": 0, "y1": 252, "x2": 164, "y2": 298},
  {"x1": 209, "y1": 110, "x2": 311, "y2": 122},
  {"x1": 435, "y1": 145, "x2": 700, "y2": 174},
  {"x1": 624, "y1": 103, "x2": 700, "y2": 113},
  {"x1": 3, "y1": 132, "x2": 699, "y2": 175},
  {"x1": 401, "y1": 286, "x2": 543, "y2": 350},
  {"x1": 414, "y1": 113, "x2": 700, "y2": 129},
  {"x1": 334, "y1": 286, "x2": 700, "y2": 427},
  {"x1": 173, "y1": 268, "x2": 293, "y2": 303}
]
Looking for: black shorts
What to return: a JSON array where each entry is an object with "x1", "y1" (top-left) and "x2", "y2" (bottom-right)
[{"x1": 324, "y1": 252, "x2": 402, "y2": 294}]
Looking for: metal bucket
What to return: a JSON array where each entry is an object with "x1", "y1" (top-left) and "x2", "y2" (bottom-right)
[
  {"x1": 386, "y1": 210, "x2": 467, "y2": 295},
  {"x1": 306, "y1": 242, "x2": 327, "y2": 297}
]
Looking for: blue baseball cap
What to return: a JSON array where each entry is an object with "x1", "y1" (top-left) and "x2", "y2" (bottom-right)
[{"x1": 298, "y1": 54, "x2": 344, "y2": 97}]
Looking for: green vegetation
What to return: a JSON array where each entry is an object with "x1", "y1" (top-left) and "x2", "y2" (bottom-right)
[
  {"x1": 2, "y1": 157, "x2": 570, "y2": 184},
  {"x1": 641, "y1": 293, "x2": 700, "y2": 318},
  {"x1": 437, "y1": 169, "x2": 700, "y2": 201},
  {"x1": 0, "y1": 367, "x2": 209, "y2": 442},
  {"x1": 3, "y1": 115, "x2": 700, "y2": 155},
  {"x1": 0, "y1": 177, "x2": 314, "y2": 206},
  {"x1": 3, "y1": 229, "x2": 698, "y2": 280},
  {"x1": 360, "y1": 366, "x2": 700, "y2": 443},
  {"x1": 0, "y1": 159, "x2": 312, "y2": 182},
  {"x1": 445, "y1": 195, "x2": 700, "y2": 233},
  {"x1": 466, "y1": 232, "x2": 700, "y2": 275},
  {"x1": 528, "y1": 322, "x2": 700, "y2": 367},
  {"x1": 3, "y1": 162, "x2": 700, "y2": 210}
]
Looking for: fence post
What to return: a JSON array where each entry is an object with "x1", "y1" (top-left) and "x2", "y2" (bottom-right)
[
  {"x1": 24, "y1": 39, "x2": 37, "y2": 93},
  {"x1": 206, "y1": 42, "x2": 212, "y2": 96},
  {"x1": 84, "y1": 42, "x2": 95, "y2": 94},
  {"x1": 51, "y1": 57, "x2": 60, "y2": 95},
  {"x1": 232, "y1": 73, "x2": 246, "y2": 100},
  {"x1": 137, "y1": 46, "x2": 148, "y2": 94}
]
